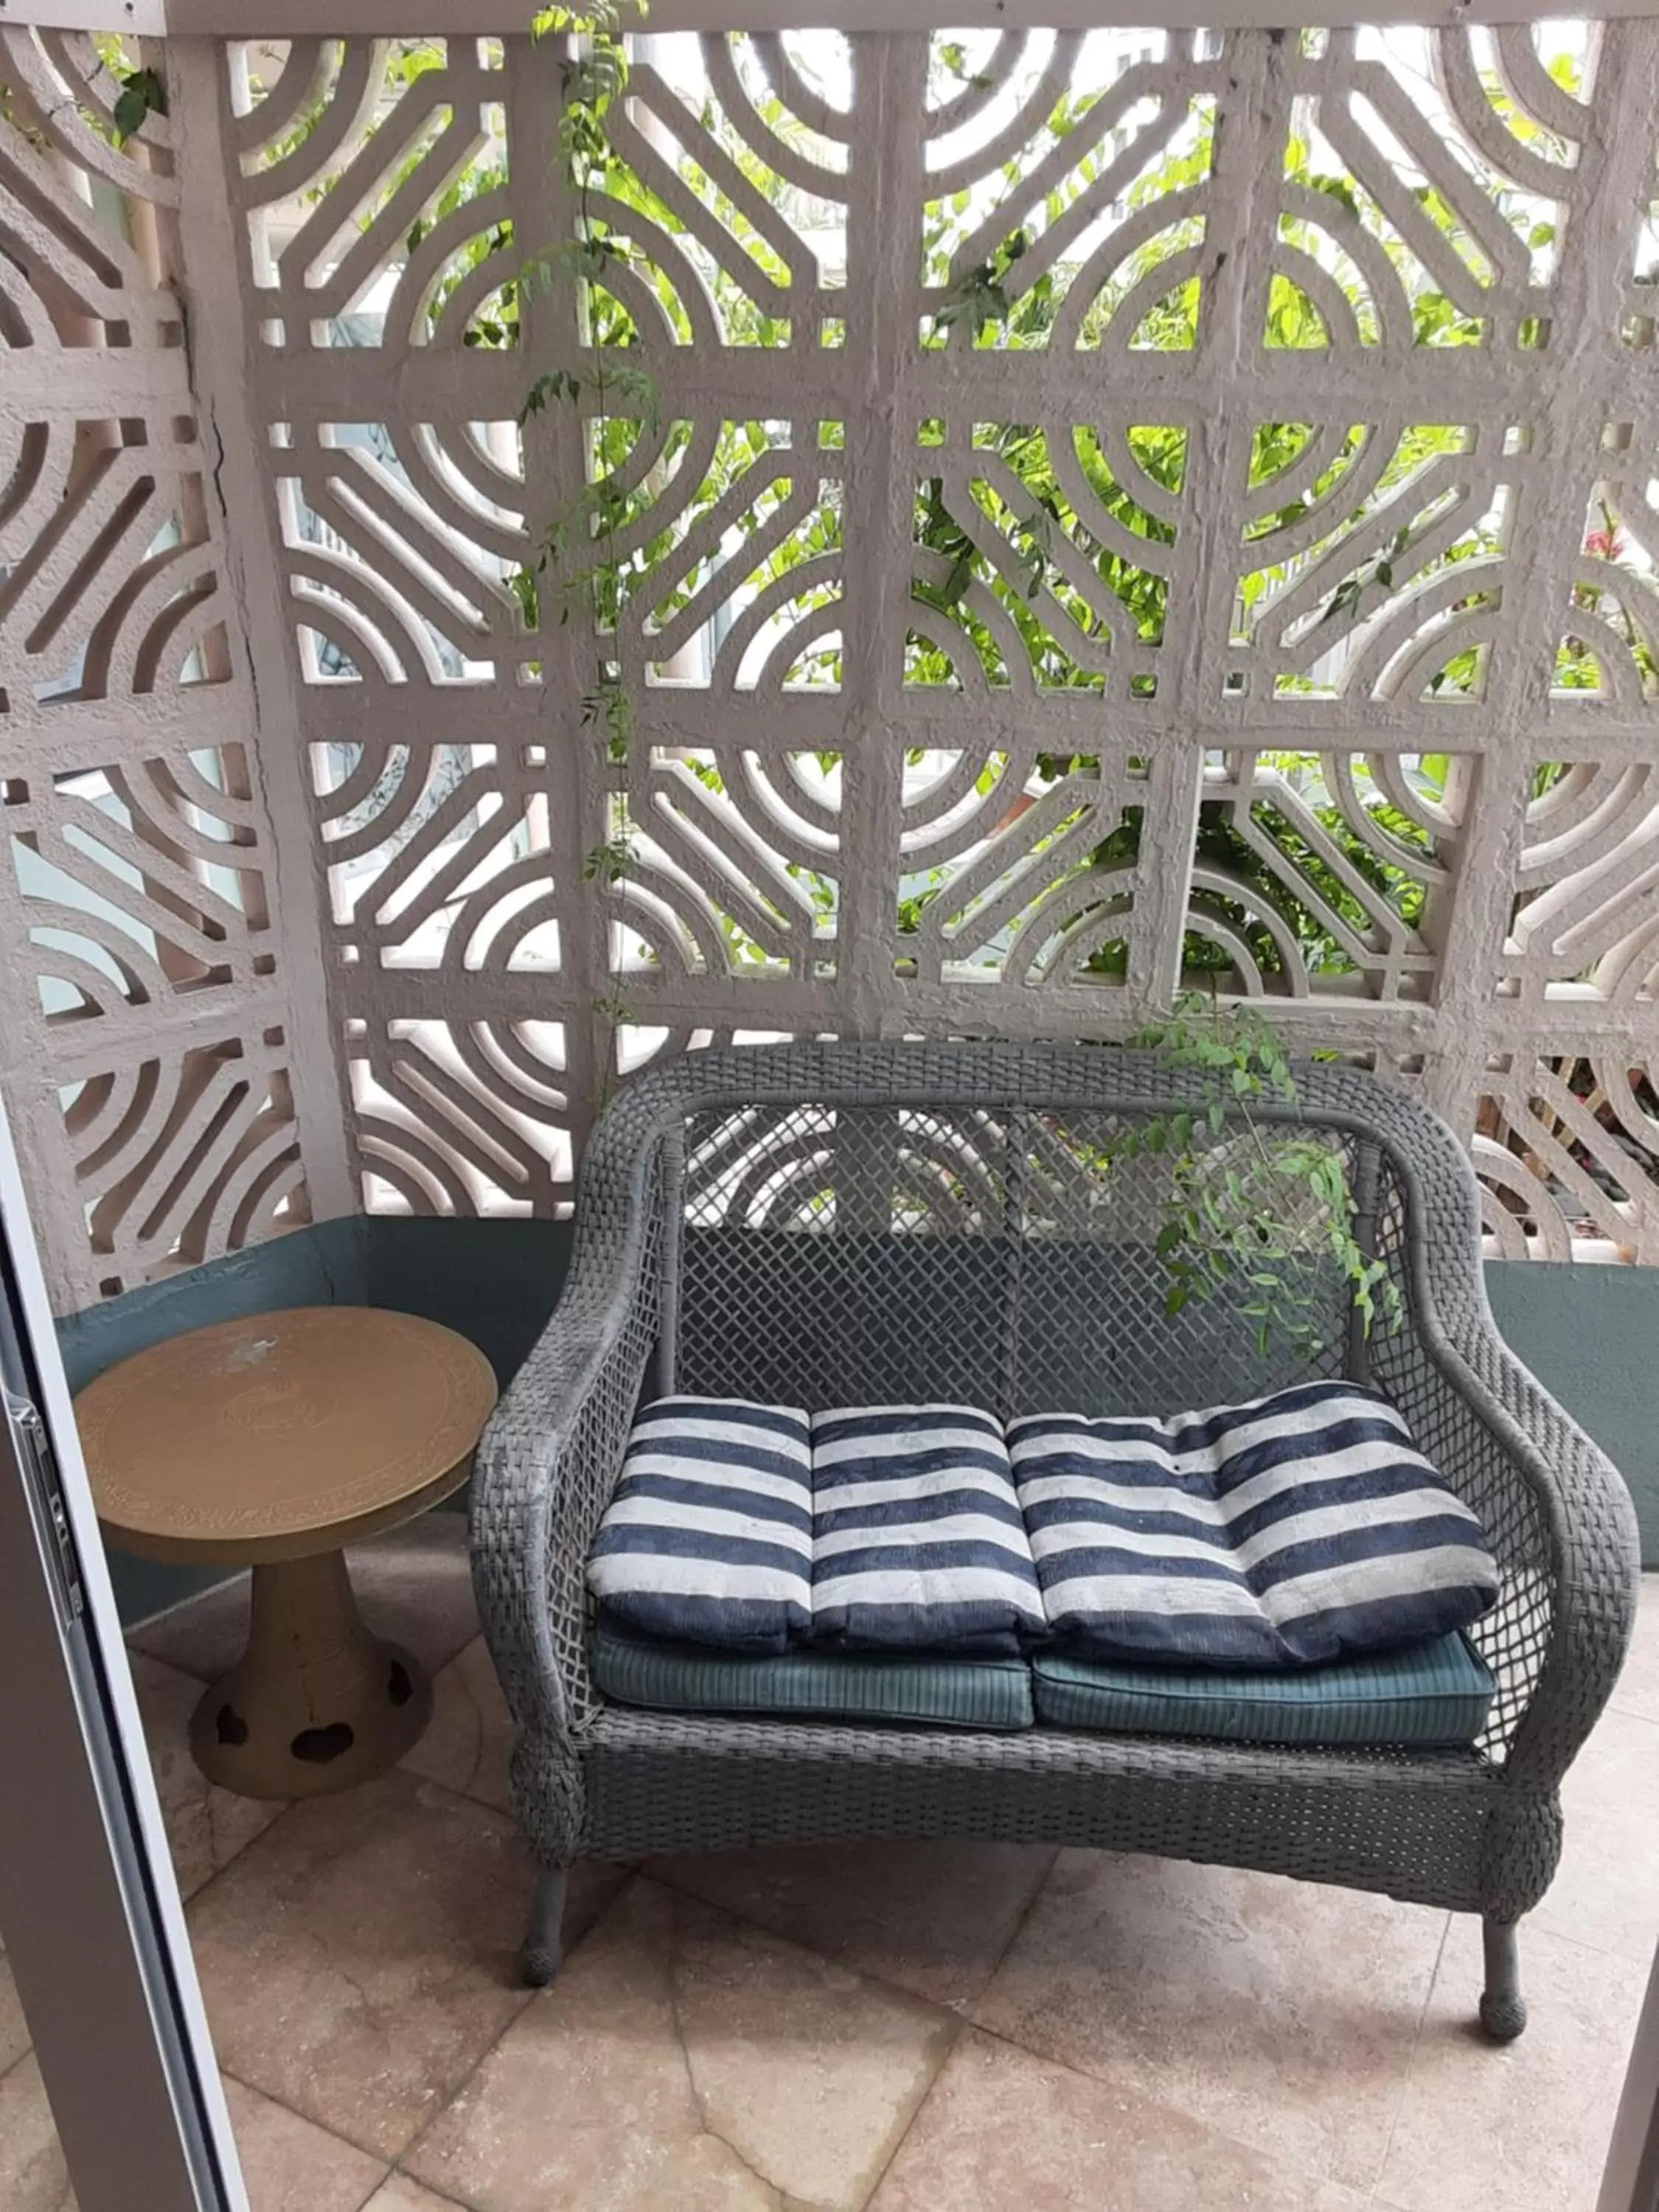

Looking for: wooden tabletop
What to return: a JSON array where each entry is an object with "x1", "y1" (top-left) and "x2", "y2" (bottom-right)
[{"x1": 74, "y1": 1307, "x2": 498, "y2": 1565}]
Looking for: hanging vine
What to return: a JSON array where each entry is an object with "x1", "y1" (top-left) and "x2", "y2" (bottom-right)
[
  {"x1": 523, "y1": 0, "x2": 654, "y2": 1065},
  {"x1": 1111, "y1": 990, "x2": 1402, "y2": 1359}
]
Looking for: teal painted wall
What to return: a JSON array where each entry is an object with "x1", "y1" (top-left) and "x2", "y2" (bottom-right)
[
  {"x1": 1484, "y1": 1260, "x2": 1659, "y2": 1565},
  {"x1": 55, "y1": 1225, "x2": 1657, "y2": 1629},
  {"x1": 363, "y1": 1217, "x2": 573, "y2": 1389},
  {"x1": 55, "y1": 1218, "x2": 366, "y2": 1397}
]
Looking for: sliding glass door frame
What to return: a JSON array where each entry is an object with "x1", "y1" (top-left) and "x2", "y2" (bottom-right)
[{"x1": 0, "y1": 1093, "x2": 245, "y2": 2212}]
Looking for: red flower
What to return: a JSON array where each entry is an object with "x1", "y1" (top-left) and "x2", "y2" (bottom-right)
[{"x1": 1585, "y1": 526, "x2": 1626, "y2": 560}]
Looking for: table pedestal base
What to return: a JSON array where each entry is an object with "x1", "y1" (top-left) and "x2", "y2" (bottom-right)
[{"x1": 189, "y1": 1550, "x2": 433, "y2": 1800}]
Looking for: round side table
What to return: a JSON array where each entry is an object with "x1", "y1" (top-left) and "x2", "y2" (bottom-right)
[{"x1": 74, "y1": 1306, "x2": 498, "y2": 1801}]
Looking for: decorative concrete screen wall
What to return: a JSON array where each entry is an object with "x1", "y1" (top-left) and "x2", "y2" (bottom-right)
[
  {"x1": 0, "y1": 29, "x2": 339, "y2": 1309},
  {"x1": 2, "y1": 17, "x2": 1658, "y2": 1307}
]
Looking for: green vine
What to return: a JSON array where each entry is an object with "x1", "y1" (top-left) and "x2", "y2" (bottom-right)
[
  {"x1": 1106, "y1": 992, "x2": 1402, "y2": 1360},
  {"x1": 524, "y1": 1, "x2": 653, "y2": 1074},
  {"x1": 84, "y1": 35, "x2": 167, "y2": 147},
  {"x1": 110, "y1": 63, "x2": 166, "y2": 146}
]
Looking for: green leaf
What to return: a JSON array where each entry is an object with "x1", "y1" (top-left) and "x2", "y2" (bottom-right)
[
  {"x1": 581, "y1": 835, "x2": 632, "y2": 884},
  {"x1": 112, "y1": 66, "x2": 167, "y2": 145},
  {"x1": 112, "y1": 87, "x2": 147, "y2": 142}
]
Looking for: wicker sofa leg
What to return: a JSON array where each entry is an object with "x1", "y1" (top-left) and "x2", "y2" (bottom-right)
[
  {"x1": 518, "y1": 1864, "x2": 569, "y2": 1989},
  {"x1": 1479, "y1": 1916, "x2": 1527, "y2": 2042}
]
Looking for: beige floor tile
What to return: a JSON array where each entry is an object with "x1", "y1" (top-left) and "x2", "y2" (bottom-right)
[
  {"x1": 129, "y1": 1653, "x2": 284, "y2": 1899},
  {"x1": 0, "y1": 2056, "x2": 74, "y2": 2212},
  {"x1": 647, "y1": 1840, "x2": 1057, "y2": 2011},
  {"x1": 0, "y1": 1942, "x2": 31, "y2": 2076},
  {"x1": 566, "y1": 1859, "x2": 637, "y2": 1950},
  {"x1": 1533, "y1": 1703, "x2": 1659, "y2": 1956},
  {"x1": 407, "y1": 1876, "x2": 956, "y2": 2212},
  {"x1": 868, "y1": 2026, "x2": 1371, "y2": 2212},
  {"x1": 131, "y1": 1512, "x2": 478, "y2": 1686},
  {"x1": 187, "y1": 1770, "x2": 533, "y2": 2161},
  {"x1": 1376, "y1": 1919, "x2": 1646, "y2": 2212},
  {"x1": 363, "y1": 2181, "x2": 470, "y2": 2212},
  {"x1": 401, "y1": 1638, "x2": 512, "y2": 1814},
  {"x1": 223, "y1": 2076, "x2": 385, "y2": 2212},
  {"x1": 970, "y1": 1849, "x2": 1446, "y2": 2194},
  {"x1": 1612, "y1": 1574, "x2": 1659, "y2": 1723}
]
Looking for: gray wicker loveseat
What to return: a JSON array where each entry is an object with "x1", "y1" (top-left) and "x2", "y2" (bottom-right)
[{"x1": 470, "y1": 1042, "x2": 1639, "y2": 2038}]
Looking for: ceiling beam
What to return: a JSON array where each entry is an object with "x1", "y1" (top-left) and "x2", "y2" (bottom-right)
[{"x1": 6, "y1": 0, "x2": 1650, "y2": 35}]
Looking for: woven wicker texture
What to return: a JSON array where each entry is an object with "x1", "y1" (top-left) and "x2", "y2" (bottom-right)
[{"x1": 471, "y1": 1043, "x2": 1639, "y2": 1987}]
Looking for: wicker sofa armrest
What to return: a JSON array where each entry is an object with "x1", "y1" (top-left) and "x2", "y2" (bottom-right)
[
  {"x1": 470, "y1": 1107, "x2": 669, "y2": 1755},
  {"x1": 1416, "y1": 1296, "x2": 1639, "y2": 1791},
  {"x1": 1342, "y1": 1064, "x2": 1641, "y2": 1790}
]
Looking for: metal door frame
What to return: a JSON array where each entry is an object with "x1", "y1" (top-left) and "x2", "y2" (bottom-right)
[{"x1": 0, "y1": 1092, "x2": 246, "y2": 2212}]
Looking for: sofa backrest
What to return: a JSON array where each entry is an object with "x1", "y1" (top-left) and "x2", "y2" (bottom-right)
[{"x1": 654, "y1": 1069, "x2": 1388, "y2": 1422}]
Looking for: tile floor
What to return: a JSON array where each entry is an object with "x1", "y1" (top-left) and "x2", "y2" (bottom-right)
[{"x1": 2, "y1": 1518, "x2": 1655, "y2": 2212}]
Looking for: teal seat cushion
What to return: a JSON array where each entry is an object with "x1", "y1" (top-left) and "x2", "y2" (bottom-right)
[
  {"x1": 592, "y1": 1620, "x2": 1034, "y2": 1730},
  {"x1": 1032, "y1": 1631, "x2": 1493, "y2": 1747}
]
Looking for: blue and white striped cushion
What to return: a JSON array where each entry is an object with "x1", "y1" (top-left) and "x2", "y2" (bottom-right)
[
  {"x1": 1009, "y1": 1380, "x2": 1498, "y2": 1668},
  {"x1": 810, "y1": 1404, "x2": 1046, "y2": 1655},
  {"x1": 586, "y1": 1396, "x2": 813, "y2": 1652}
]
